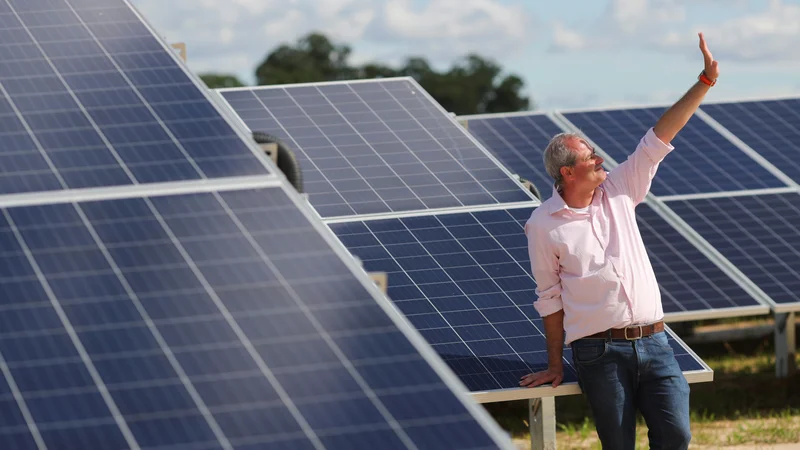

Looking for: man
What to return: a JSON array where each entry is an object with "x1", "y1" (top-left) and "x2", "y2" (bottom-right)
[{"x1": 518, "y1": 33, "x2": 720, "y2": 450}]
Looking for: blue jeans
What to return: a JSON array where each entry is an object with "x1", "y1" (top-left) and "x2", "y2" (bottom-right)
[{"x1": 571, "y1": 331, "x2": 691, "y2": 450}]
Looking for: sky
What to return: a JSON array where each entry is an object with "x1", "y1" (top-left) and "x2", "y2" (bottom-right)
[{"x1": 130, "y1": 0, "x2": 800, "y2": 111}]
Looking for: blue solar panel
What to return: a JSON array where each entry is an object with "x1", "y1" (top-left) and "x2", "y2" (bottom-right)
[
  {"x1": 218, "y1": 79, "x2": 533, "y2": 218},
  {"x1": 668, "y1": 193, "x2": 800, "y2": 310},
  {"x1": 0, "y1": 0, "x2": 269, "y2": 195},
  {"x1": 637, "y1": 205, "x2": 765, "y2": 316},
  {"x1": 0, "y1": 186, "x2": 513, "y2": 449},
  {"x1": 561, "y1": 108, "x2": 786, "y2": 196},
  {"x1": 464, "y1": 114, "x2": 563, "y2": 196},
  {"x1": 329, "y1": 207, "x2": 710, "y2": 393},
  {"x1": 702, "y1": 99, "x2": 800, "y2": 185}
]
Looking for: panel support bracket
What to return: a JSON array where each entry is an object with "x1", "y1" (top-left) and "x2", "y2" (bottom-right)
[
  {"x1": 530, "y1": 397, "x2": 556, "y2": 450},
  {"x1": 775, "y1": 312, "x2": 797, "y2": 378}
]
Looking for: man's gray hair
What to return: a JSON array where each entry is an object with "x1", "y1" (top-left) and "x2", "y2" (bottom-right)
[{"x1": 543, "y1": 132, "x2": 581, "y2": 188}]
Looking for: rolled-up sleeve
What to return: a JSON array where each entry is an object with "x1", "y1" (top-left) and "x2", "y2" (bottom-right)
[
  {"x1": 526, "y1": 222, "x2": 562, "y2": 317},
  {"x1": 607, "y1": 127, "x2": 674, "y2": 204}
]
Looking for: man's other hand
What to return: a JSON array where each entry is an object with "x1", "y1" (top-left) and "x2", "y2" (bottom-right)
[
  {"x1": 519, "y1": 368, "x2": 564, "y2": 388},
  {"x1": 699, "y1": 32, "x2": 719, "y2": 80}
]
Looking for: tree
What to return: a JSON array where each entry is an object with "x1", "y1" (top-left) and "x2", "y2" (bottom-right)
[
  {"x1": 256, "y1": 33, "x2": 356, "y2": 85},
  {"x1": 200, "y1": 73, "x2": 245, "y2": 89},
  {"x1": 254, "y1": 32, "x2": 531, "y2": 115}
]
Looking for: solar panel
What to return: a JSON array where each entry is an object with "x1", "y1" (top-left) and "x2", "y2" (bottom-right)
[
  {"x1": 217, "y1": 79, "x2": 534, "y2": 218},
  {"x1": 0, "y1": 185, "x2": 515, "y2": 449},
  {"x1": 667, "y1": 192, "x2": 800, "y2": 312},
  {"x1": 461, "y1": 113, "x2": 564, "y2": 196},
  {"x1": 701, "y1": 99, "x2": 800, "y2": 185},
  {"x1": 561, "y1": 108, "x2": 787, "y2": 196},
  {"x1": 0, "y1": 0, "x2": 270, "y2": 196},
  {"x1": 329, "y1": 206, "x2": 712, "y2": 399},
  {"x1": 636, "y1": 205, "x2": 767, "y2": 318}
]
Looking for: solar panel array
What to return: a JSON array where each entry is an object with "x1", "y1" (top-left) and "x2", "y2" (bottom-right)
[
  {"x1": 329, "y1": 206, "x2": 710, "y2": 394},
  {"x1": 214, "y1": 79, "x2": 716, "y2": 399},
  {"x1": 217, "y1": 80, "x2": 535, "y2": 218},
  {"x1": 461, "y1": 112, "x2": 768, "y2": 320},
  {"x1": 0, "y1": 187, "x2": 513, "y2": 449},
  {"x1": 0, "y1": 0, "x2": 519, "y2": 449},
  {"x1": 0, "y1": 0, "x2": 270, "y2": 196}
]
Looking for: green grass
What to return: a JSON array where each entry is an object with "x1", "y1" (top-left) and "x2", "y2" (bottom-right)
[{"x1": 487, "y1": 333, "x2": 800, "y2": 448}]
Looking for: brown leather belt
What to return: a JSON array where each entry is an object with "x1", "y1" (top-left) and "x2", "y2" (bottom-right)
[{"x1": 584, "y1": 320, "x2": 665, "y2": 340}]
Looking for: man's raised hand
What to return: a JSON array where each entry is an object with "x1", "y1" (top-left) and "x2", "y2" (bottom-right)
[{"x1": 699, "y1": 32, "x2": 719, "y2": 80}]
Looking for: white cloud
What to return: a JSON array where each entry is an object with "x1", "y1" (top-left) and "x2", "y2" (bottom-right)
[
  {"x1": 549, "y1": 0, "x2": 685, "y2": 52},
  {"x1": 131, "y1": 0, "x2": 534, "y2": 84},
  {"x1": 383, "y1": 0, "x2": 527, "y2": 41},
  {"x1": 549, "y1": 0, "x2": 800, "y2": 63},
  {"x1": 679, "y1": 0, "x2": 800, "y2": 61},
  {"x1": 551, "y1": 21, "x2": 588, "y2": 51}
]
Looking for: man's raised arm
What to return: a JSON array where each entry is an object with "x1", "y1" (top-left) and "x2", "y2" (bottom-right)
[{"x1": 653, "y1": 32, "x2": 720, "y2": 145}]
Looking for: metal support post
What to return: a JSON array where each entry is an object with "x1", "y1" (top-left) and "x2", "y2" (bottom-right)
[
  {"x1": 775, "y1": 312, "x2": 796, "y2": 378},
  {"x1": 529, "y1": 397, "x2": 556, "y2": 450}
]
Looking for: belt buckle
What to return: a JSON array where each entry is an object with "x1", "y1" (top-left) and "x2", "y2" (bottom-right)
[{"x1": 624, "y1": 325, "x2": 643, "y2": 340}]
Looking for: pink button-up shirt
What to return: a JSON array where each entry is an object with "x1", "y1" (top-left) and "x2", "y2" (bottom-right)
[{"x1": 525, "y1": 127, "x2": 673, "y2": 345}]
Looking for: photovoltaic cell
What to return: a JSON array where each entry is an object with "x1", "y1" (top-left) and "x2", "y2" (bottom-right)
[
  {"x1": 0, "y1": 0, "x2": 269, "y2": 195},
  {"x1": 702, "y1": 99, "x2": 800, "y2": 185},
  {"x1": 668, "y1": 193, "x2": 800, "y2": 310},
  {"x1": 561, "y1": 108, "x2": 786, "y2": 196},
  {"x1": 463, "y1": 114, "x2": 563, "y2": 196},
  {"x1": 218, "y1": 79, "x2": 533, "y2": 218},
  {"x1": 329, "y1": 206, "x2": 710, "y2": 393},
  {"x1": 0, "y1": 187, "x2": 511, "y2": 449}
]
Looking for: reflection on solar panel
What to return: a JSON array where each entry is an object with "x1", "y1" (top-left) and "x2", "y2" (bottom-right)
[
  {"x1": 561, "y1": 108, "x2": 786, "y2": 195},
  {"x1": 701, "y1": 99, "x2": 800, "y2": 185},
  {"x1": 667, "y1": 193, "x2": 800, "y2": 312},
  {"x1": 217, "y1": 79, "x2": 534, "y2": 218},
  {"x1": 0, "y1": 0, "x2": 269, "y2": 195},
  {"x1": 637, "y1": 205, "x2": 766, "y2": 318},
  {"x1": 329, "y1": 206, "x2": 711, "y2": 396},
  {"x1": 462, "y1": 114, "x2": 563, "y2": 196},
  {"x1": 0, "y1": 186, "x2": 513, "y2": 449}
]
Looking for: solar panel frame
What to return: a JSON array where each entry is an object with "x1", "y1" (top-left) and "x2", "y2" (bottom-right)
[
  {"x1": 0, "y1": 1, "x2": 520, "y2": 446},
  {"x1": 215, "y1": 77, "x2": 538, "y2": 219},
  {"x1": 0, "y1": 179, "x2": 517, "y2": 450},
  {"x1": 327, "y1": 206, "x2": 713, "y2": 403},
  {"x1": 0, "y1": 0, "x2": 280, "y2": 198}
]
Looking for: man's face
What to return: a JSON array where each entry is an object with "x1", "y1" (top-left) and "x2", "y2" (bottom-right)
[{"x1": 563, "y1": 138, "x2": 606, "y2": 189}]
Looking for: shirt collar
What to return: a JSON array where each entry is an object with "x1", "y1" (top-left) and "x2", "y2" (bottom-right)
[
  {"x1": 546, "y1": 185, "x2": 569, "y2": 215},
  {"x1": 545, "y1": 185, "x2": 603, "y2": 215}
]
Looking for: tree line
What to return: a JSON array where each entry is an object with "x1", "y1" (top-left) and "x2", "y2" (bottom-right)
[{"x1": 200, "y1": 33, "x2": 532, "y2": 115}]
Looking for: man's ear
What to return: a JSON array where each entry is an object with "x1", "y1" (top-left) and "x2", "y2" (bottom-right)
[{"x1": 559, "y1": 165, "x2": 572, "y2": 181}]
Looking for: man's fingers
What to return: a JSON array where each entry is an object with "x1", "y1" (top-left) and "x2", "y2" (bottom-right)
[
  {"x1": 698, "y1": 32, "x2": 713, "y2": 65},
  {"x1": 552, "y1": 375, "x2": 563, "y2": 388},
  {"x1": 519, "y1": 372, "x2": 556, "y2": 388}
]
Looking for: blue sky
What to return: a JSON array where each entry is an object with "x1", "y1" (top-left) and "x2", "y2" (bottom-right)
[{"x1": 132, "y1": 0, "x2": 800, "y2": 111}]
